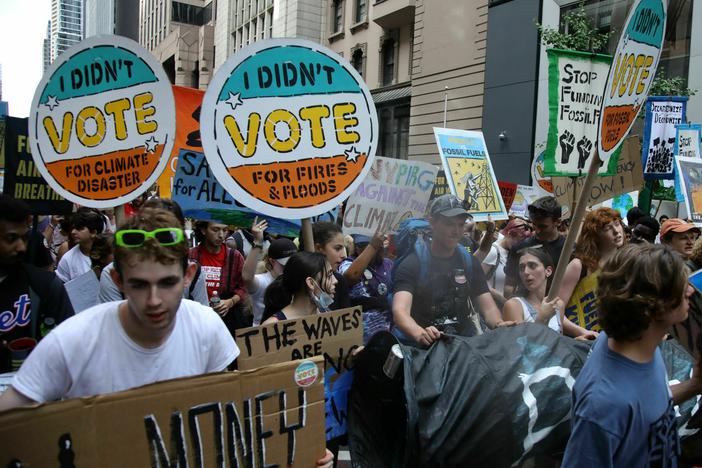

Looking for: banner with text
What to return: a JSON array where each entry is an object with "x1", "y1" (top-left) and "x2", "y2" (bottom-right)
[
  {"x1": 510, "y1": 185, "x2": 547, "y2": 218},
  {"x1": 2, "y1": 117, "x2": 72, "y2": 214},
  {"x1": 430, "y1": 169, "x2": 450, "y2": 199},
  {"x1": 498, "y1": 181, "x2": 518, "y2": 211},
  {"x1": 676, "y1": 156, "x2": 702, "y2": 225},
  {"x1": 0, "y1": 358, "x2": 325, "y2": 467},
  {"x1": 544, "y1": 49, "x2": 617, "y2": 176},
  {"x1": 552, "y1": 135, "x2": 643, "y2": 209},
  {"x1": 642, "y1": 96, "x2": 687, "y2": 180},
  {"x1": 343, "y1": 157, "x2": 437, "y2": 235},
  {"x1": 674, "y1": 124, "x2": 701, "y2": 202},
  {"x1": 157, "y1": 85, "x2": 205, "y2": 198},
  {"x1": 235, "y1": 307, "x2": 363, "y2": 440},
  {"x1": 434, "y1": 127, "x2": 507, "y2": 221}
]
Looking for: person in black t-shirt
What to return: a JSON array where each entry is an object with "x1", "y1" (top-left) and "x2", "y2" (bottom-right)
[
  {"x1": 0, "y1": 194, "x2": 74, "y2": 373},
  {"x1": 504, "y1": 196, "x2": 565, "y2": 299},
  {"x1": 392, "y1": 195, "x2": 513, "y2": 347}
]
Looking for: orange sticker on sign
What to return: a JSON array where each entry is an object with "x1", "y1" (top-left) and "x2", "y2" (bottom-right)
[
  {"x1": 29, "y1": 35, "x2": 175, "y2": 208},
  {"x1": 201, "y1": 39, "x2": 378, "y2": 219}
]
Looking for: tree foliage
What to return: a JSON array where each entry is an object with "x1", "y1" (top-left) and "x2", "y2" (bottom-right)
[
  {"x1": 536, "y1": 2, "x2": 613, "y2": 53},
  {"x1": 649, "y1": 71, "x2": 697, "y2": 97}
]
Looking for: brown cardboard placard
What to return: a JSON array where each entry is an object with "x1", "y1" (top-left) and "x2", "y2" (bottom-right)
[
  {"x1": 551, "y1": 135, "x2": 643, "y2": 208},
  {"x1": 0, "y1": 357, "x2": 325, "y2": 467},
  {"x1": 235, "y1": 307, "x2": 363, "y2": 372}
]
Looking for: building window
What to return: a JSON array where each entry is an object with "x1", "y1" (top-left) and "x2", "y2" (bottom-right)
[
  {"x1": 351, "y1": 48, "x2": 364, "y2": 77},
  {"x1": 354, "y1": 0, "x2": 366, "y2": 23},
  {"x1": 381, "y1": 38, "x2": 395, "y2": 86},
  {"x1": 333, "y1": 0, "x2": 343, "y2": 33},
  {"x1": 377, "y1": 104, "x2": 410, "y2": 159}
]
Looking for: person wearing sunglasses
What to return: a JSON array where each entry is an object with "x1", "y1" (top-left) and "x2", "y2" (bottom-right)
[{"x1": 0, "y1": 208, "x2": 239, "y2": 411}]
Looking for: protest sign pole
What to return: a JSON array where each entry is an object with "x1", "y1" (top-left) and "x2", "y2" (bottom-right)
[
  {"x1": 302, "y1": 218, "x2": 314, "y2": 252},
  {"x1": 546, "y1": 151, "x2": 601, "y2": 302}
]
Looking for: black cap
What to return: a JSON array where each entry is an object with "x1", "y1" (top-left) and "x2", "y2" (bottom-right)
[
  {"x1": 268, "y1": 238, "x2": 297, "y2": 265},
  {"x1": 429, "y1": 194, "x2": 469, "y2": 218}
]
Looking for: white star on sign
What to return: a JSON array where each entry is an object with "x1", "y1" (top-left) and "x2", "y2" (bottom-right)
[
  {"x1": 345, "y1": 146, "x2": 362, "y2": 162},
  {"x1": 224, "y1": 91, "x2": 244, "y2": 111},
  {"x1": 45, "y1": 95, "x2": 60, "y2": 111},
  {"x1": 144, "y1": 136, "x2": 159, "y2": 153}
]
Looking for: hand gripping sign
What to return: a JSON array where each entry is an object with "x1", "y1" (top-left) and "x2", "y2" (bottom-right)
[
  {"x1": 598, "y1": 0, "x2": 666, "y2": 166},
  {"x1": 29, "y1": 36, "x2": 176, "y2": 208},
  {"x1": 201, "y1": 38, "x2": 378, "y2": 219}
]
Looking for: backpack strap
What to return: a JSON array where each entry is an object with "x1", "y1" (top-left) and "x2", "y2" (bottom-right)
[{"x1": 189, "y1": 263, "x2": 202, "y2": 298}]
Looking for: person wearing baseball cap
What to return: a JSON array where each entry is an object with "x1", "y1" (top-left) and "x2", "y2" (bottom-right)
[
  {"x1": 660, "y1": 218, "x2": 701, "y2": 260},
  {"x1": 241, "y1": 218, "x2": 298, "y2": 325},
  {"x1": 392, "y1": 194, "x2": 512, "y2": 347}
]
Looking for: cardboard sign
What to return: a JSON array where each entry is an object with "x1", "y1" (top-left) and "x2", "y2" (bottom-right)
[
  {"x1": 0, "y1": 358, "x2": 325, "y2": 467},
  {"x1": 544, "y1": 49, "x2": 618, "y2": 176},
  {"x1": 235, "y1": 307, "x2": 362, "y2": 372},
  {"x1": 2, "y1": 117, "x2": 72, "y2": 214},
  {"x1": 342, "y1": 157, "x2": 438, "y2": 235},
  {"x1": 28, "y1": 35, "x2": 176, "y2": 208},
  {"x1": 433, "y1": 127, "x2": 508, "y2": 221},
  {"x1": 498, "y1": 181, "x2": 518, "y2": 211},
  {"x1": 642, "y1": 96, "x2": 687, "y2": 179},
  {"x1": 552, "y1": 135, "x2": 643, "y2": 208},
  {"x1": 598, "y1": 0, "x2": 667, "y2": 166},
  {"x1": 157, "y1": 85, "x2": 206, "y2": 197},
  {"x1": 675, "y1": 156, "x2": 702, "y2": 225},
  {"x1": 674, "y1": 124, "x2": 701, "y2": 202},
  {"x1": 201, "y1": 38, "x2": 378, "y2": 220},
  {"x1": 173, "y1": 150, "x2": 336, "y2": 237}
]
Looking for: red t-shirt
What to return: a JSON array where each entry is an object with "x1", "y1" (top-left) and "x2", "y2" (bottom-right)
[{"x1": 197, "y1": 247, "x2": 227, "y2": 300}]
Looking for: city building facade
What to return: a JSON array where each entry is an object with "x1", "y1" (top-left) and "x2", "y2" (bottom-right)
[
  {"x1": 49, "y1": 0, "x2": 84, "y2": 63},
  {"x1": 85, "y1": 0, "x2": 139, "y2": 40},
  {"x1": 139, "y1": 0, "x2": 215, "y2": 89},
  {"x1": 43, "y1": 21, "x2": 51, "y2": 72}
]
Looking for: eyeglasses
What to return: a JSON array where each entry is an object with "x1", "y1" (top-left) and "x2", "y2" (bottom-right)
[{"x1": 115, "y1": 228, "x2": 184, "y2": 248}]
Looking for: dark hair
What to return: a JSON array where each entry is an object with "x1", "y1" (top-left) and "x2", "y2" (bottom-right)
[
  {"x1": 598, "y1": 244, "x2": 687, "y2": 342},
  {"x1": 142, "y1": 198, "x2": 185, "y2": 225},
  {"x1": 527, "y1": 196, "x2": 562, "y2": 220},
  {"x1": 0, "y1": 194, "x2": 30, "y2": 223},
  {"x1": 515, "y1": 247, "x2": 555, "y2": 295},
  {"x1": 71, "y1": 207, "x2": 104, "y2": 234},
  {"x1": 262, "y1": 251, "x2": 327, "y2": 321},
  {"x1": 626, "y1": 206, "x2": 645, "y2": 227},
  {"x1": 113, "y1": 208, "x2": 188, "y2": 275},
  {"x1": 90, "y1": 233, "x2": 114, "y2": 270},
  {"x1": 631, "y1": 216, "x2": 659, "y2": 244},
  {"x1": 312, "y1": 221, "x2": 343, "y2": 247}
]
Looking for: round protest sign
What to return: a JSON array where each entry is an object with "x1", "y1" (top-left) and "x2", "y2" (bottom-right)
[
  {"x1": 598, "y1": 0, "x2": 666, "y2": 163},
  {"x1": 29, "y1": 35, "x2": 175, "y2": 208},
  {"x1": 201, "y1": 38, "x2": 378, "y2": 219}
]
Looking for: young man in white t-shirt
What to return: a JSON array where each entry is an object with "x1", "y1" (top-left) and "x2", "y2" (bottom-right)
[
  {"x1": 56, "y1": 208, "x2": 104, "y2": 282},
  {"x1": 241, "y1": 218, "x2": 297, "y2": 325},
  {"x1": 0, "y1": 208, "x2": 239, "y2": 408}
]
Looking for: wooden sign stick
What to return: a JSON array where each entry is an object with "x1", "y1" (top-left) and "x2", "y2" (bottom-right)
[{"x1": 301, "y1": 218, "x2": 315, "y2": 252}]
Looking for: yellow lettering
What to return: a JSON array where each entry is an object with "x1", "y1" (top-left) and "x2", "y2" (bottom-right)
[
  {"x1": 264, "y1": 109, "x2": 300, "y2": 153},
  {"x1": 636, "y1": 56, "x2": 654, "y2": 95},
  {"x1": 299, "y1": 105, "x2": 331, "y2": 149},
  {"x1": 618, "y1": 54, "x2": 635, "y2": 98},
  {"x1": 134, "y1": 92, "x2": 158, "y2": 135},
  {"x1": 223, "y1": 113, "x2": 260, "y2": 157},
  {"x1": 104, "y1": 98, "x2": 131, "y2": 140},
  {"x1": 43, "y1": 113, "x2": 74, "y2": 154},
  {"x1": 333, "y1": 103, "x2": 359, "y2": 144},
  {"x1": 76, "y1": 106, "x2": 106, "y2": 147}
]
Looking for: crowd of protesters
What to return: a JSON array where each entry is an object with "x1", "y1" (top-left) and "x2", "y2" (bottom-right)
[{"x1": 1, "y1": 189, "x2": 702, "y2": 466}]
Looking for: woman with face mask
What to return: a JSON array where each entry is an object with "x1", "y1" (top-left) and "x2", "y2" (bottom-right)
[
  {"x1": 261, "y1": 251, "x2": 338, "y2": 324},
  {"x1": 502, "y1": 247, "x2": 563, "y2": 332}
]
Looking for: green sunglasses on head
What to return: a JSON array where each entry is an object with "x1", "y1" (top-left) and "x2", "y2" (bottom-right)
[{"x1": 115, "y1": 228, "x2": 185, "y2": 248}]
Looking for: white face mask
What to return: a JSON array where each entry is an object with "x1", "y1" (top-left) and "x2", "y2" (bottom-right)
[{"x1": 309, "y1": 278, "x2": 334, "y2": 312}]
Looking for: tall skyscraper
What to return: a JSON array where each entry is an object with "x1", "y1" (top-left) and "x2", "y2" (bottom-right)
[
  {"x1": 50, "y1": 0, "x2": 84, "y2": 63},
  {"x1": 85, "y1": 0, "x2": 139, "y2": 40},
  {"x1": 43, "y1": 21, "x2": 51, "y2": 72}
]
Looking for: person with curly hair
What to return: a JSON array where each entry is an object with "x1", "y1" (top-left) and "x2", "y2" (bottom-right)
[
  {"x1": 558, "y1": 207, "x2": 625, "y2": 338},
  {"x1": 671, "y1": 236, "x2": 702, "y2": 360},
  {"x1": 562, "y1": 243, "x2": 701, "y2": 466}
]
